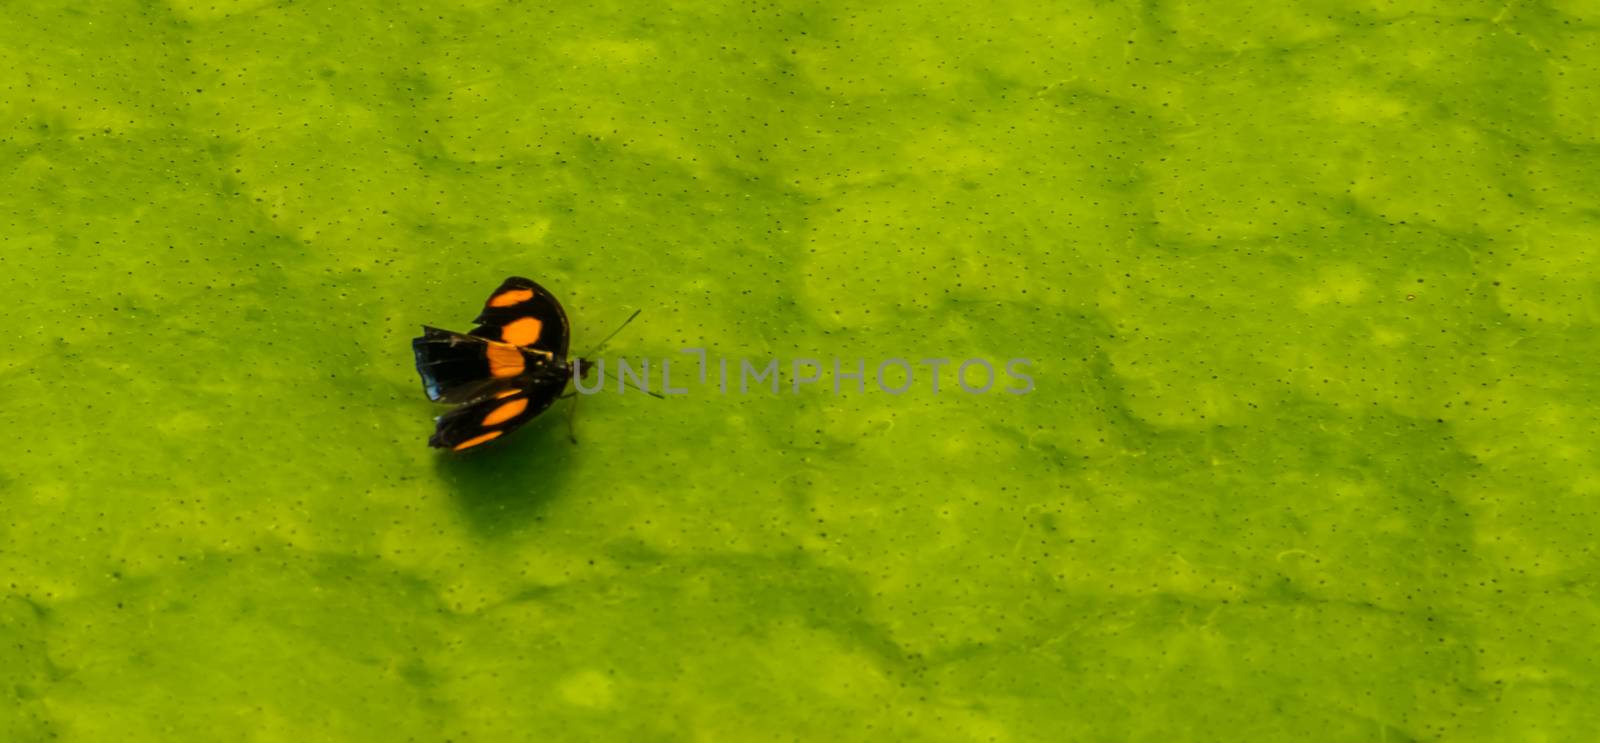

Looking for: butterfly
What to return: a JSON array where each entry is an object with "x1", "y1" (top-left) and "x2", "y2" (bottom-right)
[{"x1": 412, "y1": 276, "x2": 636, "y2": 451}]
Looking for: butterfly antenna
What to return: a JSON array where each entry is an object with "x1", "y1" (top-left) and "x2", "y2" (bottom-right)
[
  {"x1": 575, "y1": 310, "x2": 664, "y2": 400},
  {"x1": 581, "y1": 309, "x2": 643, "y2": 358}
]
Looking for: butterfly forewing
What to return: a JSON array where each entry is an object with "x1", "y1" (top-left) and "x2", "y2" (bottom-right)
[
  {"x1": 412, "y1": 326, "x2": 531, "y2": 404},
  {"x1": 469, "y1": 276, "x2": 570, "y2": 358}
]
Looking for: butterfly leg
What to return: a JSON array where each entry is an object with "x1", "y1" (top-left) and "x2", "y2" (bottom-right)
[{"x1": 562, "y1": 390, "x2": 579, "y2": 444}]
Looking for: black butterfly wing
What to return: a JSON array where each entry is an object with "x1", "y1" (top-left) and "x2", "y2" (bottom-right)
[
  {"x1": 427, "y1": 367, "x2": 571, "y2": 451},
  {"x1": 412, "y1": 326, "x2": 532, "y2": 404},
  {"x1": 414, "y1": 277, "x2": 576, "y2": 449},
  {"x1": 468, "y1": 276, "x2": 570, "y2": 358}
]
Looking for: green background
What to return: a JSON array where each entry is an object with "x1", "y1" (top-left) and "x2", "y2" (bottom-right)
[{"x1": 3, "y1": 0, "x2": 1598, "y2": 740}]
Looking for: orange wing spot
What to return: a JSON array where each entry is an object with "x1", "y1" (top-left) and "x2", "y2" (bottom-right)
[
  {"x1": 452, "y1": 431, "x2": 504, "y2": 451},
  {"x1": 501, "y1": 316, "x2": 544, "y2": 347},
  {"x1": 486, "y1": 343, "x2": 525, "y2": 378},
  {"x1": 482, "y1": 398, "x2": 529, "y2": 426},
  {"x1": 494, "y1": 389, "x2": 520, "y2": 399},
  {"x1": 488, "y1": 288, "x2": 535, "y2": 308}
]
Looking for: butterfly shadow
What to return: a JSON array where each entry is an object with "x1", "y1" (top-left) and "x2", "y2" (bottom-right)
[{"x1": 433, "y1": 411, "x2": 577, "y2": 539}]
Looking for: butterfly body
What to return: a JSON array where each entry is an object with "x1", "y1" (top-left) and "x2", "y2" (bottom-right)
[{"x1": 412, "y1": 277, "x2": 592, "y2": 451}]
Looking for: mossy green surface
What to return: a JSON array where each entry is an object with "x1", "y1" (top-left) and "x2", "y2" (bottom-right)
[{"x1": 3, "y1": 1, "x2": 1599, "y2": 740}]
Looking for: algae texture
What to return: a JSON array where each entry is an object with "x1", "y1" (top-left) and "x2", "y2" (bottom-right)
[{"x1": 3, "y1": 0, "x2": 1599, "y2": 740}]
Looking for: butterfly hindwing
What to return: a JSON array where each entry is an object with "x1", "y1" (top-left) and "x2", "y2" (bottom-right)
[
  {"x1": 412, "y1": 326, "x2": 532, "y2": 404},
  {"x1": 428, "y1": 369, "x2": 571, "y2": 451},
  {"x1": 469, "y1": 276, "x2": 570, "y2": 358}
]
